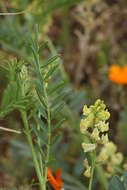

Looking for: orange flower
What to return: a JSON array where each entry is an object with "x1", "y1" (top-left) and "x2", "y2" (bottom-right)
[
  {"x1": 47, "y1": 167, "x2": 63, "y2": 190},
  {"x1": 109, "y1": 64, "x2": 127, "y2": 84}
]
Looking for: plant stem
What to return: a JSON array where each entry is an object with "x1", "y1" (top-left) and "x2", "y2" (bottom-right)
[
  {"x1": 96, "y1": 165, "x2": 108, "y2": 190},
  {"x1": 21, "y1": 111, "x2": 46, "y2": 190},
  {"x1": 89, "y1": 152, "x2": 96, "y2": 190},
  {"x1": 37, "y1": 112, "x2": 43, "y2": 176},
  {"x1": 44, "y1": 87, "x2": 51, "y2": 183}
]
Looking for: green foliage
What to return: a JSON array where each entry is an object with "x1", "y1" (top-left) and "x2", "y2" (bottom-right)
[
  {"x1": 29, "y1": 25, "x2": 66, "y2": 164},
  {"x1": 0, "y1": 25, "x2": 67, "y2": 190},
  {"x1": 0, "y1": 60, "x2": 34, "y2": 118},
  {"x1": 0, "y1": 0, "x2": 127, "y2": 190},
  {"x1": 109, "y1": 175, "x2": 126, "y2": 190}
]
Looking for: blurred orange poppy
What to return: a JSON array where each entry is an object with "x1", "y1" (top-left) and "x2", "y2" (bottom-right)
[
  {"x1": 109, "y1": 64, "x2": 127, "y2": 84},
  {"x1": 47, "y1": 167, "x2": 63, "y2": 190}
]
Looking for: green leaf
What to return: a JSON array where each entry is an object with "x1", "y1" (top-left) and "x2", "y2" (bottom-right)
[
  {"x1": 51, "y1": 133, "x2": 60, "y2": 145},
  {"x1": 38, "y1": 41, "x2": 48, "y2": 54},
  {"x1": 1, "y1": 86, "x2": 10, "y2": 110},
  {"x1": 34, "y1": 24, "x2": 39, "y2": 50},
  {"x1": 124, "y1": 172, "x2": 127, "y2": 187},
  {"x1": 51, "y1": 92, "x2": 66, "y2": 108},
  {"x1": 31, "y1": 125, "x2": 47, "y2": 145},
  {"x1": 44, "y1": 64, "x2": 59, "y2": 81},
  {"x1": 39, "y1": 107, "x2": 47, "y2": 120},
  {"x1": 35, "y1": 140, "x2": 46, "y2": 160},
  {"x1": 12, "y1": 104, "x2": 25, "y2": 110},
  {"x1": 1, "y1": 81, "x2": 18, "y2": 110},
  {"x1": 34, "y1": 114, "x2": 47, "y2": 132},
  {"x1": 109, "y1": 176, "x2": 125, "y2": 190},
  {"x1": 34, "y1": 80, "x2": 44, "y2": 94},
  {"x1": 52, "y1": 118, "x2": 65, "y2": 131},
  {"x1": 51, "y1": 102, "x2": 64, "y2": 119},
  {"x1": 31, "y1": 45, "x2": 39, "y2": 66},
  {"x1": 41, "y1": 54, "x2": 60, "y2": 68},
  {"x1": 48, "y1": 81, "x2": 66, "y2": 95},
  {"x1": 35, "y1": 87, "x2": 47, "y2": 109}
]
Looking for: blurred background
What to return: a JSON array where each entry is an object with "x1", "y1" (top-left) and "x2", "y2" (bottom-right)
[{"x1": 0, "y1": 0, "x2": 127, "y2": 189}]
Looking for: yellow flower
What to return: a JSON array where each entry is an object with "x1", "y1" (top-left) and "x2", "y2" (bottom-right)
[
  {"x1": 101, "y1": 134, "x2": 108, "y2": 144},
  {"x1": 123, "y1": 163, "x2": 127, "y2": 170},
  {"x1": 84, "y1": 167, "x2": 91, "y2": 178},
  {"x1": 83, "y1": 158, "x2": 89, "y2": 168},
  {"x1": 95, "y1": 121, "x2": 109, "y2": 132},
  {"x1": 97, "y1": 141, "x2": 124, "y2": 177},
  {"x1": 82, "y1": 143, "x2": 96, "y2": 152},
  {"x1": 83, "y1": 105, "x2": 90, "y2": 116},
  {"x1": 80, "y1": 99, "x2": 111, "y2": 179},
  {"x1": 91, "y1": 128, "x2": 100, "y2": 141},
  {"x1": 107, "y1": 163, "x2": 114, "y2": 174},
  {"x1": 97, "y1": 148, "x2": 109, "y2": 162},
  {"x1": 111, "y1": 152, "x2": 123, "y2": 165},
  {"x1": 106, "y1": 142, "x2": 117, "y2": 154},
  {"x1": 80, "y1": 119, "x2": 88, "y2": 134},
  {"x1": 97, "y1": 110, "x2": 110, "y2": 121},
  {"x1": 87, "y1": 113, "x2": 94, "y2": 125},
  {"x1": 83, "y1": 159, "x2": 91, "y2": 178}
]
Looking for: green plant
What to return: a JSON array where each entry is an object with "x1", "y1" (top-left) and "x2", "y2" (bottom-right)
[
  {"x1": 80, "y1": 99, "x2": 127, "y2": 190},
  {"x1": 0, "y1": 25, "x2": 66, "y2": 190}
]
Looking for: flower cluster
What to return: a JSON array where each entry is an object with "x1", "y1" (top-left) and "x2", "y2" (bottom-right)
[
  {"x1": 80, "y1": 99, "x2": 127, "y2": 179},
  {"x1": 97, "y1": 141, "x2": 123, "y2": 177},
  {"x1": 109, "y1": 64, "x2": 127, "y2": 85},
  {"x1": 80, "y1": 99, "x2": 110, "y2": 177},
  {"x1": 80, "y1": 99, "x2": 110, "y2": 151}
]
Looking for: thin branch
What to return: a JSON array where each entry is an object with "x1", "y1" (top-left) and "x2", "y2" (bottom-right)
[
  {"x1": 0, "y1": 10, "x2": 26, "y2": 16},
  {"x1": 0, "y1": 126, "x2": 21, "y2": 134}
]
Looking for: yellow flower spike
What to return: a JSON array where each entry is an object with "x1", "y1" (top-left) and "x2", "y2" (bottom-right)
[
  {"x1": 82, "y1": 143, "x2": 96, "y2": 152},
  {"x1": 80, "y1": 99, "x2": 116, "y2": 183},
  {"x1": 80, "y1": 100, "x2": 126, "y2": 180}
]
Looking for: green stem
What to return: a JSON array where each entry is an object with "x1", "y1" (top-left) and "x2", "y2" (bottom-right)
[
  {"x1": 96, "y1": 165, "x2": 108, "y2": 190},
  {"x1": 21, "y1": 111, "x2": 46, "y2": 190},
  {"x1": 37, "y1": 112, "x2": 43, "y2": 176},
  {"x1": 44, "y1": 88, "x2": 51, "y2": 183},
  {"x1": 34, "y1": 38, "x2": 51, "y2": 185},
  {"x1": 89, "y1": 152, "x2": 96, "y2": 190}
]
